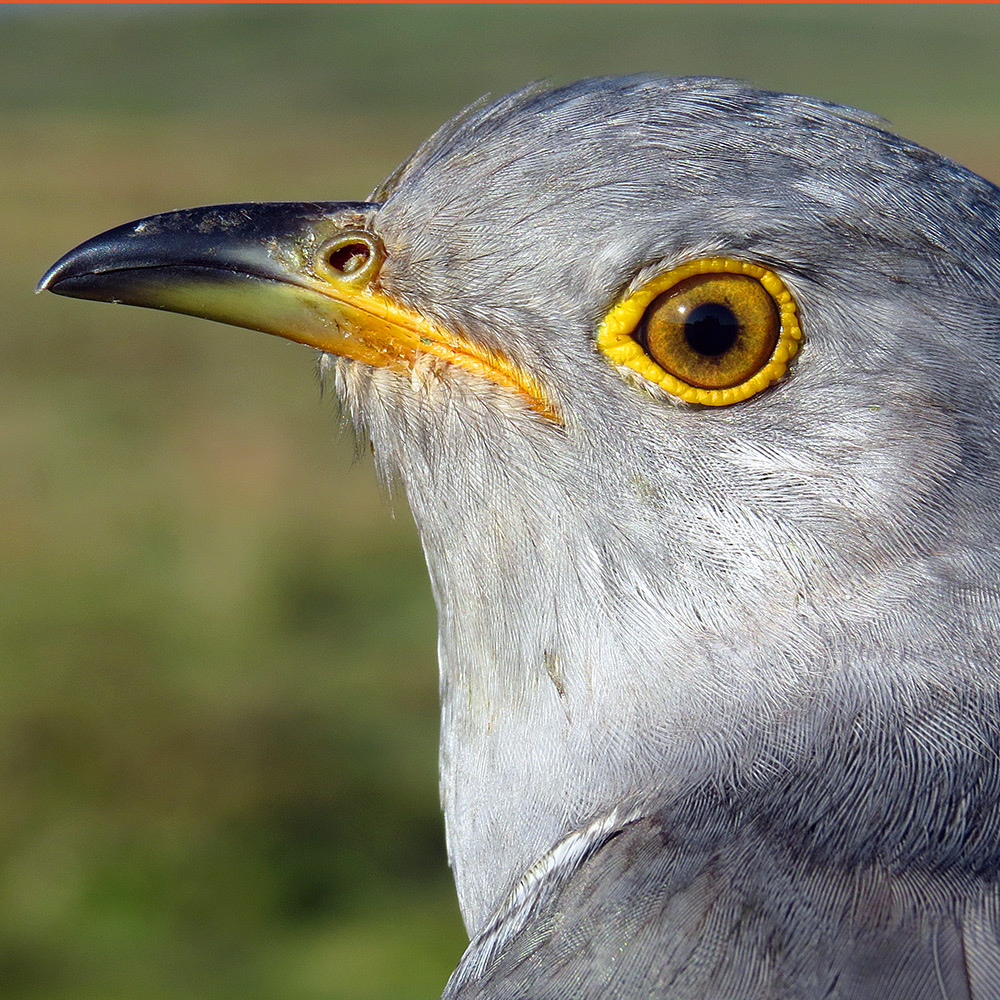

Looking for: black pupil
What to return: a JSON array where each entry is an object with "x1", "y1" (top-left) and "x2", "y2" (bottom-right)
[{"x1": 684, "y1": 302, "x2": 739, "y2": 356}]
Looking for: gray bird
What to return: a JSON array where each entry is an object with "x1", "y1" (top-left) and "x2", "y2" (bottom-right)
[{"x1": 39, "y1": 76, "x2": 1000, "y2": 998}]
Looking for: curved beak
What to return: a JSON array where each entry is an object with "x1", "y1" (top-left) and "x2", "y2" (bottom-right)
[
  {"x1": 39, "y1": 201, "x2": 561, "y2": 421},
  {"x1": 38, "y1": 201, "x2": 405, "y2": 367}
]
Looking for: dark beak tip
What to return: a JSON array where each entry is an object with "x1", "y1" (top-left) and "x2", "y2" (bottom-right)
[
  {"x1": 37, "y1": 245, "x2": 99, "y2": 296},
  {"x1": 36, "y1": 266, "x2": 62, "y2": 294},
  {"x1": 37, "y1": 272, "x2": 93, "y2": 298}
]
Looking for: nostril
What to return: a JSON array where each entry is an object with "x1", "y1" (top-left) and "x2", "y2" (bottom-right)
[
  {"x1": 314, "y1": 231, "x2": 384, "y2": 284},
  {"x1": 325, "y1": 241, "x2": 371, "y2": 276}
]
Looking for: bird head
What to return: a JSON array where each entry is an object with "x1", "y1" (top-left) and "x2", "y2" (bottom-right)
[{"x1": 40, "y1": 77, "x2": 1000, "y2": 927}]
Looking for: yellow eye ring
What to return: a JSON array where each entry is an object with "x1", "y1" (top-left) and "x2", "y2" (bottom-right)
[{"x1": 597, "y1": 257, "x2": 802, "y2": 406}]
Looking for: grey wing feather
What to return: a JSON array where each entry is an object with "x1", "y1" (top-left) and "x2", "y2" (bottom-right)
[{"x1": 444, "y1": 811, "x2": 1000, "y2": 1000}]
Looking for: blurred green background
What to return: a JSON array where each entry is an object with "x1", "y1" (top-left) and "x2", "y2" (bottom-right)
[{"x1": 6, "y1": 5, "x2": 1000, "y2": 998}]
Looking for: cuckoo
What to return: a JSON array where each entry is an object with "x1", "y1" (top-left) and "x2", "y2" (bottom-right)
[{"x1": 40, "y1": 77, "x2": 1000, "y2": 998}]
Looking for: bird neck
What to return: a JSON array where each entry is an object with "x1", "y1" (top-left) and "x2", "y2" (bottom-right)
[
  {"x1": 400, "y1": 431, "x2": 815, "y2": 933},
  {"x1": 342, "y1": 370, "x2": 1000, "y2": 936}
]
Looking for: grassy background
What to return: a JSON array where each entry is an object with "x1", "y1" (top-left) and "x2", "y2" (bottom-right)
[{"x1": 6, "y1": 5, "x2": 1000, "y2": 998}]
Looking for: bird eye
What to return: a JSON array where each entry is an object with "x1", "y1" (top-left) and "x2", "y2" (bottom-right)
[
  {"x1": 597, "y1": 257, "x2": 802, "y2": 406},
  {"x1": 640, "y1": 274, "x2": 778, "y2": 389},
  {"x1": 314, "y1": 230, "x2": 385, "y2": 286}
]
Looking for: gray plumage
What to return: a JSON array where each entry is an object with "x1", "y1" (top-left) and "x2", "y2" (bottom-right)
[{"x1": 41, "y1": 76, "x2": 1000, "y2": 997}]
